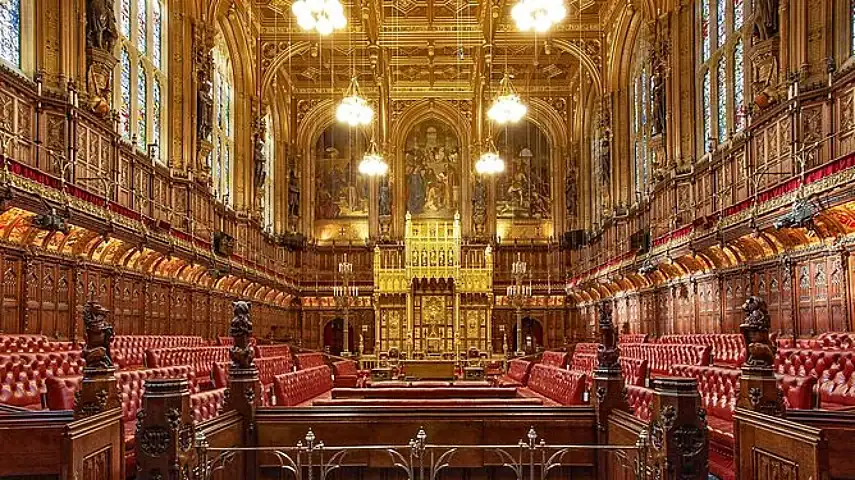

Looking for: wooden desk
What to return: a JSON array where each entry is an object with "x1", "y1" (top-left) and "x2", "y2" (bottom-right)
[{"x1": 402, "y1": 360, "x2": 456, "y2": 380}]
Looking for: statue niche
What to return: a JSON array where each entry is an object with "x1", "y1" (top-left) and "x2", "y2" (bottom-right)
[
  {"x1": 496, "y1": 121, "x2": 552, "y2": 219},
  {"x1": 84, "y1": 0, "x2": 119, "y2": 117},
  {"x1": 404, "y1": 119, "x2": 461, "y2": 218},
  {"x1": 314, "y1": 125, "x2": 369, "y2": 219}
]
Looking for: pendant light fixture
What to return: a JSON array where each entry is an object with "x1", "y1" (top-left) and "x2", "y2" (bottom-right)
[
  {"x1": 511, "y1": 0, "x2": 567, "y2": 33},
  {"x1": 475, "y1": 138, "x2": 506, "y2": 175},
  {"x1": 336, "y1": 77, "x2": 374, "y2": 127},
  {"x1": 358, "y1": 138, "x2": 388, "y2": 176},
  {"x1": 488, "y1": 73, "x2": 527, "y2": 124},
  {"x1": 291, "y1": 0, "x2": 348, "y2": 36}
]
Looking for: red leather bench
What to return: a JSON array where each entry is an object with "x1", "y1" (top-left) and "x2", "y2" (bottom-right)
[
  {"x1": 273, "y1": 365, "x2": 333, "y2": 406},
  {"x1": 620, "y1": 357, "x2": 648, "y2": 387},
  {"x1": 572, "y1": 343, "x2": 599, "y2": 355},
  {"x1": 669, "y1": 364, "x2": 739, "y2": 480},
  {"x1": 658, "y1": 334, "x2": 746, "y2": 367},
  {"x1": 145, "y1": 346, "x2": 229, "y2": 386},
  {"x1": 211, "y1": 356, "x2": 294, "y2": 406},
  {"x1": 621, "y1": 343, "x2": 711, "y2": 377},
  {"x1": 257, "y1": 344, "x2": 291, "y2": 358},
  {"x1": 541, "y1": 350, "x2": 568, "y2": 368},
  {"x1": 497, "y1": 359, "x2": 533, "y2": 387},
  {"x1": 624, "y1": 384, "x2": 653, "y2": 422},
  {"x1": 331, "y1": 387, "x2": 519, "y2": 399},
  {"x1": 311, "y1": 398, "x2": 545, "y2": 407},
  {"x1": 191, "y1": 388, "x2": 227, "y2": 422},
  {"x1": 332, "y1": 360, "x2": 368, "y2": 388},
  {"x1": 367, "y1": 380, "x2": 490, "y2": 388},
  {"x1": 619, "y1": 334, "x2": 649, "y2": 344},
  {"x1": 0, "y1": 351, "x2": 85, "y2": 409},
  {"x1": 570, "y1": 353, "x2": 596, "y2": 388},
  {"x1": 0, "y1": 335, "x2": 74, "y2": 354},
  {"x1": 295, "y1": 352, "x2": 327, "y2": 370},
  {"x1": 518, "y1": 364, "x2": 586, "y2": 406},
  {"x1": 113, "y1": 335, "x2": 205, "y2": 369}
]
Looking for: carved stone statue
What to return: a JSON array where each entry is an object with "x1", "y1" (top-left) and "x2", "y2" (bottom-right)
[
  {"x1": 596, "y1": 303, "x2": 620, "y2": 372},
  {"x1": 565, "y1": 167, "x2": 577, "y2": 217},
  {"x1": 86, "y1": 55, "x2": 114, "y2": 117},
  {"x1": 253, "y1": 134, "x2": 267, "y2": 189},
  {"x1": 378, "y1": 177, "x2": 391, "y2": 216},
  {"x1": 599, "y1": 131, "x2": 611, "y2": 186},
  {"x1": 472, "y1": 175, "x2": 486, "y2": 218},
  {"x1": 86, "y1": 0, "x2": 118, "y2": 51},
  {"x1": 229, "y1": 301, "x2": 255, "y2": 369},
  {"x1": 288, "y1": 168, "x2": 301, "y2": 219},
  {"x1": 753, "y1": 0, "x2": 779, "y2": 42},
  {"x1": 651, "y1": 68, "x2": 666, "y2": 137},
  {"x1": 196, "y1": 52, "x2": 214, "y2": 144},
  {"x1": 82, "y1": 302, "x2": 114, "y2": 369},
  {"x1": 740, "y1": 296, "x2": 776, "y2": 368}
]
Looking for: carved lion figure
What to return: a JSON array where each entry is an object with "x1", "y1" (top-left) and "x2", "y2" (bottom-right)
[
  {"x1": 82, "y1": 302, "x2": 114, "y2": 369},
  {"x1": 740, "y1": 296, "x2": 775, "y2": 368},
  {"x1": 229, "y1": 301, "x2": 254, "y2": 369}
]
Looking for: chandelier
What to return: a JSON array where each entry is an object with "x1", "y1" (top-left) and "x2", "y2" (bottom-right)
[
  {"x1": 488, "y1": 74, "x2": 527, "y2": 124},
  {"x1": 291, "y1": 0, "x2": 347, "y2": 36},
  {"x1": 336, "y1": 77, "x2": 373, "y2": 127},
  {"x1": 358, "y1": 140, "x2": 388, "y2": 176},
  {"x1": 511, "y1": 0, "x2": 567, "y2": 33},
  {"x1": 475, "y1": 141, "x2": 506, "y2": 175}
]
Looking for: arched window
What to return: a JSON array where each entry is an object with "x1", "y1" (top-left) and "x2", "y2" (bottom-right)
[
  {"x1": 114, "y1": 0, "x2": 167, "y2": 162},
  {"x1": 630, "y1": 54, "x2": 653, "y2": 197},
  {"x1": 0, "y1": 0, "x2": 21, "y2": 68},
  {"x1": 211, "y1": 38, "x2": 234, "y2": 206},
  {"x1": 699, "y1": 0, "x2": 748, "y2": 151},
  {"x1": 262, "y1": 109, "x2": 275, "y2": 233}
]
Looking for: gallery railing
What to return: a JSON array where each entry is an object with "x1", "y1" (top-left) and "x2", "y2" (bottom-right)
[{"x1": 194, "y1": 426, "x2": 650, "y2": 480}]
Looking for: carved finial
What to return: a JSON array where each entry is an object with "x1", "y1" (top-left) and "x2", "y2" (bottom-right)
[
  {"x1": 82, "y1": 301, "x2": 114, "y2": 369},
  {"x1": 596, "y1": 303, "x2": 620, "y2": 372},
  {"x1": 229, "y1": 301, "x2": 254, "y2": 369},
  {"x1": 740, "y1": 296, "x2": 775, "y2": 368}
]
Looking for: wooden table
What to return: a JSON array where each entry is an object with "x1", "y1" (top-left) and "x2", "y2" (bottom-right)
[{"x1": 401, "y1": 360, "x2": 456, "y2": 380}]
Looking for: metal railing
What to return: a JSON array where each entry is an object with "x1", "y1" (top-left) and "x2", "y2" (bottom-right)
[{"x1": 195, "y1": 426, "x2": 650, "y2": 480}]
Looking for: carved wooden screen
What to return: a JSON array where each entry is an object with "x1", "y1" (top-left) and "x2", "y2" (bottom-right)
[
  {"x1": 754, "y1": 263, "x2": 793, "y2": 334},
  {"x1": 723, "y1": 273, "x2": 749, "y2": 333},
  {"x1": 378, "y1": 299, "x2": 406, "y2": 353},
  {"x1": 697, "y1": 277, "x2": 720, "y2": 333},
  {"x1": 459, "y1": 300, "x2": 488, "y2": 352},
  {"x1": 797, "y1": 256, "x2": 846, "y2": 335},
  {"x1": 413, "y1": 294, "x2": 454, "y2": 354}
]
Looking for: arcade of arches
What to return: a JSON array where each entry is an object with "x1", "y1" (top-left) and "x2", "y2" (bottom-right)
[{"x1": 3, "y1": 0, "x2": 855, "y2": 479}]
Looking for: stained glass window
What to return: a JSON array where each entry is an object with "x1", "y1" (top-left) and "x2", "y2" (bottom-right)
[
  {"x1": 114, "y1": 0, "x2": 167, "y2": 161},
  {"x1": 699, "y1": 0, "x2": 747, "y2": 153},
  {"x1": 630, "y1": 49, "x2": 653, "y2": 196},
  {"x1": 211, "y1": 38, "x2": 234, "y2": 206},
  {"x1": 137, "y1": 67, "x2": 147, "y2": 147},
  {"x1": 703, "y1": 71, "x2": 712, "y2": 147},
  {"x1": 153, "y1": 79, "x2": 162, "y2": 158},
  {"x1": 717, "y1": 60, "x2": 728, "y2": 143},
  {"x1": 717, "y1": 0, "x2": 727, "y2": 47},
  {"x1": 734, "y1": 40, "x2": 745, "y2": 131},
  {"x1": 0, "y1": 0, "x2": 21, "y2": 68},
  {"x1": 701, "y1": 0, "x2": 711, "y2": 61},
  {"x1": 120, "y1": 49, "x2": 131, "y2": 138}
]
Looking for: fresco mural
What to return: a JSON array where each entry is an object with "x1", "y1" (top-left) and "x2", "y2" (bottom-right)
[
  {"x1": 314, "y1": 124, "x2": 369, "y2": 219},
  {"x1": 404, "y1": 119, "x2": 461, "y2": 218},
  {"x1": 496, "y1": 121, "x2": 552, "y2": 219}
]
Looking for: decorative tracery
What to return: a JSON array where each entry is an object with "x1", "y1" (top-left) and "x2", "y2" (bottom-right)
[
  {"x1": 699, "y1": 0, "x2": 749, "y2": 151},
  {"x1": 114, "y1": 0, "x2": 167, "y2": 162}
]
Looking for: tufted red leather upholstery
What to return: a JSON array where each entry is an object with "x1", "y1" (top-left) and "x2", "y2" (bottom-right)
[
  {"x1": 0, "y1": 335, "x2": 75, "y2": 354},
  {"x1": 540, "y1": 350, "x2": 569, "y2": 368},
  {"x1": 332, "y1": 360, "x2": 368, "y2": 388},
  {"x1": 145, "y1": 346, "x2": 229, "y2": 384},
  {"x1": 191, "y1": 388, "x2": 227, "y2": 422},
  {"x1": 572, "y1": 343, "x2": 599, "y2": 355},
  {"x1": 778, "y1": 373, "x2": 817, "y2": 410},
  {"x1": 257, "y1": 344, "x2": 291, "y2": 358},
  {"x1": 571, "y1": 352, "x2": 597, "y2": 373},
  {"x1": 273, "y1": 365, "x2": 333, "y2": 406},
  {"x1": 812, "y1": 332, "x2": 855, "y2": 350},
  {"x1": 211, "y1": 356, "x2": 294, "y2": 405},
  {"x1": 0, "y1": 351, "x2": 85, "y2": 408},
  {"x1": 774, "y1": 348, "x2": 846, "y2": 380},
  {"x1": 658, "y1": 334, "x2": 746, "y2": 367},
  {"x1": 624, "y1": 385, "x2": 653, "y2": 422},
  {"x1": 621, "y1": 343, "x2": 711, "y2": 376},
  {"x1": 619, "y1": 334, "x2": 649, "y2": 344},
  {"x1": 112, "y1": 335, "x2": 205, "y2": 369},
  {"x1": 497, "y1": 359, "x2": 534, "y2": 387},
  {"x1": 332, "y1": 387, "x2": 518, "y2": 399},
  {"x1": 620, "y1": 357, "x2": 648, "y2": 387},
  {"x1": 295, "y1": 352, "x2": 327, "y2": 370},
  {"x1": 312, "y1": 398, "x2": 545, "y2": 407},
  {"x1": 522, "y1": 364, "x2": 586, "y2": 406}
]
